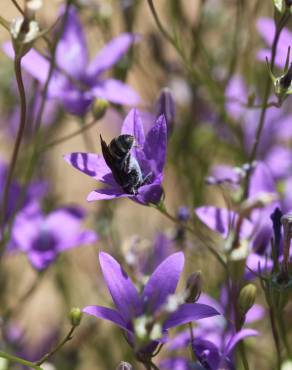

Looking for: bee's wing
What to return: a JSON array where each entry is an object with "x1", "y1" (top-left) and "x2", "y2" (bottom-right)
[
  {"x1": 100, "y1": 135, "x2": 124, "y2": 186},
  {"x1": 100, "y1": 135, "x2": 115, "y2": 169}
]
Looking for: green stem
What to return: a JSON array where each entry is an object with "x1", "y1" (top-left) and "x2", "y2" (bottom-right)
[
  {"x1": 243, "y1": 11, "x2": 291, "y2": 199},
  {"x1": 0, "y1": 351, "x2": 43, "y2": 370},
  {"x1": 0, "y1": 56, "x2": 26, "y2": 234},
  {"x1": 269, "y1": 308, "x2": 281, "y2": 370},
  {"x1": 35, "y1": 325, "x2": 76, "y2": 365},
  {"x1": 155, "y1": 204, "x2": 227, "y2": 270},
  {"x1": 44, "y1": 118, "x2": 98, "y2": 151},
  {"x1": 10, "y1": 0, "x2": 24, "y2": 15},
  {"x1": 278, "y1": 311, "x2": 292, "y2": 358}
]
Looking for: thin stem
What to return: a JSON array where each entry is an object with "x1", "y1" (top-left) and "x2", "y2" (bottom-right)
[
  {"x1": 269, "y1": 308, "x2": 281, "y2": 370},
  {"x1": 0, "y1": 351, "x2": 43, "y2": 370},
  {"x1": 44, "y1": 118, "x2": 98, "y2": 151},
  {"x1": 243, "y1": 11, "x2": 290, "y2": 198},
  {"x1": 35, "y1": 325, "x2": 76, "y2": 365},
  {"x1": 150, "y1": 361, "x2": 161, "y2": 370},
  {"x1": 0, "y1": 56, "x2": 26, "y2": 233},
  {"x1": 10, "y1": 0, "x2": 24, "y2": 15},
  {"x1": 188, "y1": 322, "x2": 196, "y2": 361},
  {"x1": 278, "y1": 312, "x2": 292, "y2": 358},
  {"x1": 156, "y1": 205, "x2": 227, "y2": 270}
]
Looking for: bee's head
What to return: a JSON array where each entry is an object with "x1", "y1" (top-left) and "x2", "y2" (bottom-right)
[{"x1": 109, "y1": 134, "x2": 135, "y2": 158}]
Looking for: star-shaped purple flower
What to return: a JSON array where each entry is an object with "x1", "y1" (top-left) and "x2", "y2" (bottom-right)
[
  {"x1": 83, "y1": 251, "x2": 219, "y2": 356},
  {"x1": 3, "y1": 5, "x2": 140, "y2": 116},
  {"x1": 64, "y1": 109, "x2": 167, "y2": 205},
  {"x1": 10, "y1": 202, "x2": 98, "y2": 270}
]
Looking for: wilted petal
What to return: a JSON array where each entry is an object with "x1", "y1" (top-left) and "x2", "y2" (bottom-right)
[
  {"x1": 163, "y1": 303, "x2": 220, "y2": 330},
  {"x1": 121, "y1": 109, "x2": 145, "y2": 147},
  {"x1": 142, "y1": 252, "x2": 184, "y2": 312},
  {"x1": 56, "y1": 6, "x2": 88, "y2": 78},
  {"x1": 224, "y1": 329, "x2": 258, "y2": 356},
  {"x1": 87, "y1": 33, "x2": 137, "y2": 77},
  {"x1": 143, "y1": 115, "x2": 167, "y2": 175},
  {"x1": 83, "y1": 305, "x2": 129, "y2": 332},
  {"x1": 87, "y1": 188, "x2": 128, "y2": 201},
  {"x1": 91, "y1": 79, "x2": 140, "y2": 106},
  {"x1": 63, "y1": 152, "x2": 115, "y2": 185},
  {"x1": 99, "y1": 252, "x2": 142, "y2": 322}
]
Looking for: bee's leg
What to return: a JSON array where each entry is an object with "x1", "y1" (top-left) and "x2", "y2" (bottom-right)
[{"x1": 141, "y1": 172, "x2": 153, "y2": 186}]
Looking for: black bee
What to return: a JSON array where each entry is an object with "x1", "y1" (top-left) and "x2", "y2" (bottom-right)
[{"x1": 100, "y1": 134, "x2": 149, "y2": 194}]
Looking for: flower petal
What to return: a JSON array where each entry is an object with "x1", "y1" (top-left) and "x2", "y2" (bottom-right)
[
  {"x1": 63, "y1": 152, "x2": 115, "y2": 185},
  {"x1": 164, "y1": 303, "x2": 220, "y2": 330},
  {"x1": 91, "y1": 79, "x2": 140, "y2": 106},
  {"x1": 121, "y1": 109, "x2": 145, "y2": 147},
  {"x1": 224, "y1": 329, "x2": 259, "y2": 356},
  {"x1": 56, "y1": 5, "x2": 88, "y2": 78},
  {"x1": 143, "y1": 115, "x2": 167, "y2": 175},
  {"x1": 83, "y1": 305, "x2": 129, "y2": 332},
  {"x1": 87, "y1": 188, "x2": 128, "y2": 201},
  {"x1": 142, "y1": 252, "x2": 184, "y2": 313},
  {"x1": 99, "y1": 252, "x2": 142, "y2": 322},
  {"x1": 87, "y1": 33, "x2": 137, "y2": 77}
]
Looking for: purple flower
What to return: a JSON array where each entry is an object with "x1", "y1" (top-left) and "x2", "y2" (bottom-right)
[
  {"x1": 155, "y1": 88, "x2": 176, "y2": 136},
  {"x1": 0, "y1": 161, "x2": 47, "y2": 224},
  {"x1": 83, "y1": 252, "x2": 219, "y2": 356},
  {"x1": 64, "y1": 109, "x2": 167, "y2": 205},
  {"x1": 3, "y1": 6, "x2": 140, "y2": 116},
  {"x1": 10, "y1": 202, "x2": 98, "y2": 270},
  {"x1": 191, "y1": 329, "x2": 258, "y2": 370},
  {"x1": 257, "y1": 17, "x2": 292, "y2": 68}
]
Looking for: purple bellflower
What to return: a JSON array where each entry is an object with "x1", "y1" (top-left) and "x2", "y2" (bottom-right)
[
  {"x1": 83, "y1": 251, "x2": 219, "y2": 357},
  {"x1": 11, "y1": 202, "x2": 98, "y2": 270},
  {"x1": 3, "y1": 5, "x2": 140, "y2": 116},
  {"x1": 257, "y1": 17, "x2": 292, "y2": 69},
  {"x1": 64, "y1": 109, "x2": 167, "y2": 205}
]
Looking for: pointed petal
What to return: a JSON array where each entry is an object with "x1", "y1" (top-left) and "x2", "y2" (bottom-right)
[
  {"x1": 224, "y1": 329, "x2": 259, "y2": 356},
  {"x1": 143, "y1": 115, "x2": 167, "y2": 175},
  {"x1": 3, "y1": 42, "x2": 49, "y2": 84},
  {"x1": 195, "y1": 206, "x2": 253, "y2": 239},
  {"x1": 87, "y1": 33, "x2": 137, "y2": 77},
  {"x1": 142, "y1": 252, "x2": 184, "y2": 312},
  {"x1": 56, "y1": 5, "x2": 88, "y2": 77},
  {"x1": 121, "y1": 109, "x2": 145, "y2": 147},
  {"x1": 91, "y1": 79, "x2": 140, "y2": 106},
  {"x1": 163, "y1": 303, "x2": 220, "y2": 330},
  {"x1": 87, "y1": 188, "x2": 129, "y2": 201},
  {"x1": 134, "y1": 180, "x2": 163, "y2": 205},
  {"x1": 83, "y1": 305, "x2": 129, "y2": 332},
  {"x1": 63, "y1": 152, "x2": 115, "y2": 185},
  {"x1": 99, "y1": 252, "x2": 142, "y2": 321}
]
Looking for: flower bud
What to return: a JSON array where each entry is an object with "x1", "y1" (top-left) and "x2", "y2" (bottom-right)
[
  {"x1": 185, "y1": 272, "x2": 202, "y2": 303},
  {"x1": 116, "y1": 362, "x2": 133, "y2": 370},
  {"x1": 238, "y1": 284, "x2": 257, "y2": 315},
  {"x1": 69, "y1": 307, "x2": 83, "y2": 327},
  {"x1": 92, "y1": 98, "x2": 109, "y2": 120},
  {"x1": 155, "y1": 87, "x2": 176, "y2": 136},
  {"x1": 177, "y1": 206, "x2": 190, "y2": 222},
  {"x1": 10, "y1": 17, "x2": 40, "y2": 57}
]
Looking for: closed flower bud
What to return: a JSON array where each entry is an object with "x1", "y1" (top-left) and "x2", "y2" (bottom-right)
[
  {"x1": 155, "y1": 87, "x2": 176, "y2": 136},
  {"x1": 185, "y1": 272, "x2": 202, "y2": 303},
  {"x1": 69, "y1": 307, "x2": 83, "y2": 327},
  {"x1": 239, "y1": 284, "x2": 257, "y2": 315},
  {"x1": 92, "y1": 98, "x2": 109, "y2": 120},
  {"x1": 116, "y1": 362, "x2": 133, "y2": 370}
]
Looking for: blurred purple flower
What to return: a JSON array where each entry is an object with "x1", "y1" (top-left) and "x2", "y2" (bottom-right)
[
  {"x1": 155, "y1": 87, "x2": 176, "y2": 136},
  {"x1": 83, "y1": 252, "x2": 219, "y2": 356},
  {"x1": 3, "y1": 5, "x2": 140, "y2": 116},
  {"x1": 64, "y1": 109, "x2": 167, "y2": 205},
  {"x1": 0, "y1": 161, "x2": 47, "y2": 224},
  {"x1": 257, "y1": 17, "x2": 292, "y2": 68},
  {"x1": 11, "y1": 202, "x2": 98, "y2": 270}
]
